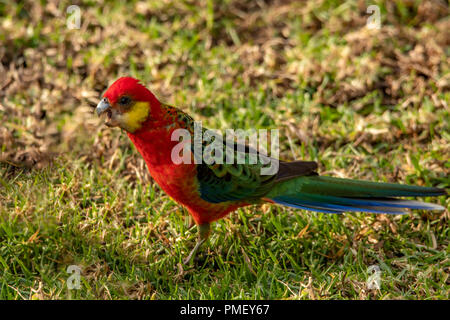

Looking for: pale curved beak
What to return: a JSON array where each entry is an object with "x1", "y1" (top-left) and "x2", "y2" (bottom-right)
[{"x1": 96, "y1": 98, "x2": 111, "y2": 116}]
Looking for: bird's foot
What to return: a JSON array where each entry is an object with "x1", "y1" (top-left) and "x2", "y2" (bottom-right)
[
  {"x1": 183, "y1": 223, "x2": 210, "y2": 265},
  {"x1": 183, "y1": 239, "x2": 206, "y2": 265}
]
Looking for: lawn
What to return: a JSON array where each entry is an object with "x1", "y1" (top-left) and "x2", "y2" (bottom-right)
[{"x1": 0, "y1": 0, "x2": 449, "y2": 299}]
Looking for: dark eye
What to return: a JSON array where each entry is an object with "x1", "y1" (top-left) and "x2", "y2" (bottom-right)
[{"x1": 118, "y1": 96, "x2": 132, "y2": 106}]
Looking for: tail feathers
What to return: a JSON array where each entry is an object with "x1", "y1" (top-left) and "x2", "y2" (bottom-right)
[
  {"x1": 266, "y1": 175, "x2": 446, "y2": 214},
  {"x1": 270, "y1": 193, "x2": 445, "y2": 215},
  {"x1": 272, "y1": 199, "x2": 344, "y2": 214},
  {"x1": 298, "y1": 176, "x2": 446, "y2": 198}
]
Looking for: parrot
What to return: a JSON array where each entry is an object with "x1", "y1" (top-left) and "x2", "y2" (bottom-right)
[{"x1": 95, "y1": 77, "x2": 447, "y2": 264}]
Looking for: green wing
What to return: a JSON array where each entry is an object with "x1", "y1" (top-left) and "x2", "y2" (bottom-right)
[
  {"x1": 196, "y1": 136, "x2": 317, "y2": 203},
  {"x1": 197, "y1": 161, "x2": 275, "y2": 204}
]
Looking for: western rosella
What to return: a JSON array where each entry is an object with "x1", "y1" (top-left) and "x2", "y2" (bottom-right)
[{"x1": 95, "y1": 77, "x2": 446, "y2": 263}]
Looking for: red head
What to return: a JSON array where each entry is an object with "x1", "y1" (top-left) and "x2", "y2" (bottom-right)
[{"x1": 96, "y1": 77, "x2": 161, "y2": 133}]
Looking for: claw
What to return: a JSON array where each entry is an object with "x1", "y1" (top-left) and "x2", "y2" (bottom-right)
[
  {"x1": 183, "y1": 239, "x2": 206, "y2": 264},
  {"x1": 183, "y1": 223, "x2": 211, "y2": 264}
]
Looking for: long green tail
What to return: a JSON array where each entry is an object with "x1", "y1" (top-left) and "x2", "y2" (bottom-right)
[{"x1": 265, "y1": 176, "x2": 446, "y2": 214}]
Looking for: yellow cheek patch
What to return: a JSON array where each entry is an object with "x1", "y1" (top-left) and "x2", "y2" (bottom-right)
[{"x1": 123, "y1": 101, "x2": 150, "y2": 132}]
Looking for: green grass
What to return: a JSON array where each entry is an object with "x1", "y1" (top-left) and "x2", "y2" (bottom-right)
[{"x1": 0, "y1": 0, "x2": 449, "y2": 299}]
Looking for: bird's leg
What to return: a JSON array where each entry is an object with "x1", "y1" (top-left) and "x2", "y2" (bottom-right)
[{"x1": 183, "y1": 223, "x2": 211, "y2": 265}]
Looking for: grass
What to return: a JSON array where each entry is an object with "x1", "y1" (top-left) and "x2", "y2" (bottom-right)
[{"x1": 0, "y1": 0, "x2": 449, "y2": 299}]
